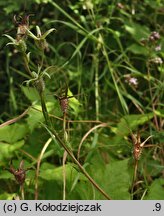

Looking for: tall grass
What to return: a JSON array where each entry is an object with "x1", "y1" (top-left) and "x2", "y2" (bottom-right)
[{"x1": 0, "y1": 0, "x2": 163, "y2": 200}]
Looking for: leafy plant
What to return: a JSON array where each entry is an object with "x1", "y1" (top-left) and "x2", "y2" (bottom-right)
[{"x1": 0, "y1": 0, "x2": 163, "y2": 200}]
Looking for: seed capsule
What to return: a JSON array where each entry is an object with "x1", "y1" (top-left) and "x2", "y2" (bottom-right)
[
  {"x1": 4, "y1": 160, "x2": 32, "y2": 185},
  {"x1": 59, "y1": 97, "x2": 69, "y2": 114},
  {"x1": 132, "y1": 133, "x2": 142, "y2": 161}
]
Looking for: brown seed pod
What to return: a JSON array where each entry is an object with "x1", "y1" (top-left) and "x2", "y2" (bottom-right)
[
  {"x1": 59, "y1": 97, "x2": 69, "y2": 114},
  {"x1": 56, "y1": 85, "x2": 74, "y2": 115},
  {"x1": 131, "y1": 132, "x2": 153, "y2": 161},
  {"x1": 133, "y1": 142, "x2": 142, "y2": 161},
  {"x1": 4, "y1": 160, "x2": 32, "y2": 185},
  {"x1": 132, "y1": 133, "x2": 142, "y2": 161},
  {"x1": 14, "y1": 14, "x2": 33, "y2": 41}
]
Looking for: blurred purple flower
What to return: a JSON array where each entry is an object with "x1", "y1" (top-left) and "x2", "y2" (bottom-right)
[
  {"x1": 125, "y1": 75, "x2": 138, "y2": 88},
  {"x1": 155, "y1": 45, "x2": 161, "y2": 51},
  {"x1": 149, "y1": 31, "x2": 160, "y2": 42}
]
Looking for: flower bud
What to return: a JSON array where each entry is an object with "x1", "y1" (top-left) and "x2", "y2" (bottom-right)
[
  {"x1": 17, "y1": 39, "x2": 27, "y2": 53},
  {"x1": 14, "y1": 15, "x2": 31, "y2": 42},
  {"x1": 149, "y1": 31, "x2": 160, "y2": 42},
  {"x1": 34, "y1": 78, "x2": 45, "y2": 93}
]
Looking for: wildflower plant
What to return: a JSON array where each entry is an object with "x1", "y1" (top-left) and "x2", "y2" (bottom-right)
[
  {"x1": 4, "y1": 15, "x2": 111, "y2": 200},
  {"x1": 1, "y1": 1, "x2": 163, "y2": 200}
]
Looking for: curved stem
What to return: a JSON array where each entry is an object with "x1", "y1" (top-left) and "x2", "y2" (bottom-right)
[
  {"x1": 39, "y1": 88, "x2": 111, "y2": 199},
  {"x1": 46, "y1": 125, "x2": 112, "y2": 200},
  {"x1": 20, "y1": 184, "x2": 25, "y2": 200},
  {"x1": 40, "y1": 91, "x2": 52, "y2": 128},
  {"x1": 131, "y1": 160, "x2": 138, "y2": 199},
  {"x1": 22, "y1": 52, "x2": 33, "y2": 77},
  {"x1": 35, "y1": 138, "x2": 52, "y2": 200},
  {"x1": 62, "y1": 151, "x2": 67, "y2": 200}
]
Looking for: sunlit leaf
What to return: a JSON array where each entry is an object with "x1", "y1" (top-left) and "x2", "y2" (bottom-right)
[
  {"x1": 0, "y1": 140, "x2": 24, "y2": 160},
  {"x1": 40, "y1": 162, "x2": 87, "y2": 182},
  {"x1": 0, "y1": 124, "x2": 28, "y2": 143}
]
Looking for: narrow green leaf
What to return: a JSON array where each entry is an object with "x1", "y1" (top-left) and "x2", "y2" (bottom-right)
[
  {"x1": 3, "y1": 34, "x2": 16, "y2": 43},
  {"x1": 41, "y1": 28, "x2": 55, "y2": 39}
]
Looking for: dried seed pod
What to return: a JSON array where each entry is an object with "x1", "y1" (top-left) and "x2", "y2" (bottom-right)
[
  {"x1": 131, "y1": 132, "x2": 153, "y2": 161},
  {"x1": 58, "y1": 94, "x2": 77, "y2": 115},
  {"x1": 56, "y1": 86, "x2": 70, "y2": 115},
  {"x1": 14, "y1": 14, "x2": 34, "y2": 42},
  {"x1": 132, "y1": 133, "x2": 142, "y2": 161},
  {"x1": 5, "y1": 160, "x2": 32, "y2": 185},
  {"x1": 59, "y1": 97, "x2": 69, "y2": 114},
  {"x1": 14, "y1": 15, "x2": 30, "y2": 41},
  {"x1": 55, "y1": 85, "x2": 80, "y2": 115},
  {"x1": 13, "y1": 169, "x2": 26, "y2": 185},
  {"x1": 133, "y1": 141, "x2": 142, "y2": 161}
]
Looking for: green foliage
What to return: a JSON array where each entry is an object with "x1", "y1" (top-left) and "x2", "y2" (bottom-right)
[
  {"x1": 21, "y1": 86, "x2": 40, "y2": 102},
  {"x1": 144, "y1": 179, "x2": 164, "y2": 200},
  {"x1": 0, "y1": 124, "x2": 28, "y2": 144},
  {"x1": 0, "y1": 140, "x2": 24, "y2": 161},
  {"x1": 0, "y1": 0, "x2": 163, "y2": 200},
  {"x1": 40, "y1": 162, "x2": 86, "y2": 182},
  {"x1": 87, "y1": 152, "x2": 131, "y2": 199},
  {"x1": 116, "y1": 113, "x2": 154, "y2": 134}
]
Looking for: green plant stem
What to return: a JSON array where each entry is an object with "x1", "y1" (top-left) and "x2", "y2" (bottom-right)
[
  {"x1": 63, "y1": 113, "x2": 68, "y2": 142},
  {"x1": 62, "y1": 150, "x2": 67, "y2": 200},
  {"x1": 147, "y1": 62, "x2": 159, "y2": 130},
  {"x1": 62, "y1": 113, "x2": 68, "y2": 200},
  {"x1": 20, "y1": 184, "x2": 25, "y2": 200},
  {"x1": 101, "y1": 34, "x2": 129, "y2": 114},
  {"x1": 131, "y1": 160, "x2": 138, "y2": 200},
  {"x1": 49, "y1": 126, "x2": 111, "y2": 200},
  {"x1": 22, "y1": 52, "x2": 32, "y2": 77},
  {"x1": 35, "y1": 138, "x2": 52, "y2": 200},
  {"x1": 40, "y1": 91, "x2": 52, "y2": 128},
  {"x1": 39, "y1": 89, "x2": 111, "y2": 199},
  {"x1": 95, "y1": 54, "x2": 100, "y2": 122}
]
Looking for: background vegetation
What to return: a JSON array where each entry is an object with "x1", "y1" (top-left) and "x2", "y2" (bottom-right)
[{"x1": 0, "y1": 0, "x2": 164, "y2": 200}]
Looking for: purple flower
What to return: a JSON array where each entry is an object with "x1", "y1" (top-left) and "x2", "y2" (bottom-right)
[
  {"x1": 124, "y1": 74, "x2": 138, "y2": 88},
  {"x1": 149, "y1": 31, "x2": 160, "y2": 42},
  {"x1": 155, "y1": 45, "x2": 161, "y2": 51}
]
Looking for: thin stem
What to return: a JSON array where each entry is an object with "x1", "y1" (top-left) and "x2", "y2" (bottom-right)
[
  {"x1": 22, "y1": 52, "x2": 33, "y2": 77},
  {"x1": 35, "y1": 99, "x2": 112, "y2": 199},
  {"x1": 131, "y1": 160, "x2": 138, "y2": 199},
  {"x1": 35, "y1": 138, "x2": 52, "y2": 200},
  {"x1": 62, "y1": 113, "x2": 68, "y2": 200},
  {"x1": 95, "y1": 54, "x2": 100, "y2": 121},
  {"x1": 147, "y1": 62, "x2": 159, "y2": 130},
  {"x1": 20, "y1": 184, "x2": 25, "y2": 200},
  {"x1": 28, "y1": 30, "x2": 111, "y2": 200},
  {"x1": 77, "y1": 123, "x2": 108, "y2": 161},
  {"x1": 101, "y1": 34, "x2": 129, "y2": 114},
  {"x1": 40, "y1": 91, "x2": 52, "y2": 128},
  {"x1": 0, "y1": 107, "x2": 29, "y2": 128},
  {"x1": 47, "y1": 126, "x2": 111, "y2": 200},
  {"x1": 63, "y1": 113, "x2": 68, "y2": 142},
  {"x1": 62, "y1": 151, "x2": 67, "y2": 200},
  {"x1": 32, "y1": 106, "x2": 104, "y2": 123}
]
